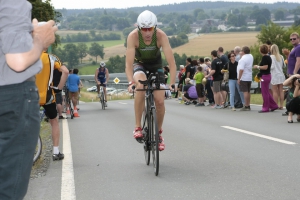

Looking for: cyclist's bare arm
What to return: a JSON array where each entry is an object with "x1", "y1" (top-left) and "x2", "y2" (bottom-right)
[
  {"x1": 57, "y1": 65, "x2": 69, "y2": 90},
  {"x1": 125, "y1": 30, "x2": 138, "y2": 85},
  {"x1": 157, "y1": 29, "x2": 176, "y2": 86},
  {"x1": 94, "y1": 68, "x2": 100, "y2": 85},
  {"x1": 105, "y1": 68, "x2": 109, "y2": 84}
]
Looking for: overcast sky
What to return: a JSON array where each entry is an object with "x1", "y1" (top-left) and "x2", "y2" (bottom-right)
[{"x1": 50, "y1": 0, "x2": 298, "y2": 9}]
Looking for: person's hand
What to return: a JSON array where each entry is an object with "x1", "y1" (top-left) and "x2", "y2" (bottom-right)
[
  {"x1": 32, "y1": 19, "x2": 58, "y2": 49},
  {"x1": 128, "y1": 84, "x2": 135, "y2": 93},
  {"x1": 237, "y1": 79, "x2": 240, "y2": 85},
  {"x1": 169, "y1": 84, "x2": 175, "y2": 91}
]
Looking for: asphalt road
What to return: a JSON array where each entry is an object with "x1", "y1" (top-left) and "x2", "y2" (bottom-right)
[{"x1": 25, "y1": 99, "x2": 300, "y2": 200}]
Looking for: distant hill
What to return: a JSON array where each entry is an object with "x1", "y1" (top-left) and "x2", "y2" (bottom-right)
[{"x1": 58, "y1": 1, "x2": 300, "y2": 15}]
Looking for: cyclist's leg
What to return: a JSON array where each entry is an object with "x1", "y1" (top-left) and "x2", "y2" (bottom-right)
[
  {"x1": 43, "y1": 103, "x2": 64, "y2": 160},
  {"x1": 153, "y1": 89, "x2": 165, "y2": 132},
  {"x1": 101, "y1": 81, "x2": 107, "y2": 102},
  {"x1": 132, "y1": 65, "x2": 147, "y2": 138},
  {"x1": 96, "y1": 80, "x2": 100, "y2": 97}
]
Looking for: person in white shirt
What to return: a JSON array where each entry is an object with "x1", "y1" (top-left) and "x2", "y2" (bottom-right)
[{"x1": 237, "y1": 46, "x2": 253, "y2": 111}]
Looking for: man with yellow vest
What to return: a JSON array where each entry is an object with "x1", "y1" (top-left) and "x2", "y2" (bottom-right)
[{"x1": 36, "y1": 50, "x2": 69, "y2": 161}]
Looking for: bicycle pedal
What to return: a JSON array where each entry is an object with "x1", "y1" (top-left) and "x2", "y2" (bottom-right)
[{"x1": 136, "y1": 138, "x2": 144, "y2": 144}]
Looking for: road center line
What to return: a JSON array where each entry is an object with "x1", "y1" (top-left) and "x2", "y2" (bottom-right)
[
  {"x1": 221, "y1": 126, "x2": 297, "y2": 145},
  {"x1": 61, "y1": 119, "x2": 76, "y2": 200}
]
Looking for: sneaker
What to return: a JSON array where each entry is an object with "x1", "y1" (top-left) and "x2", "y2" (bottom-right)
[
  {"x1": 133, "y1": 127, "x2": 143, "y2": 143},
  {"x1": 53, "y1": 152, "x2": 64, "y2": 161},
  {"x1": 215, "y1": 105, "x2": 222, "y2": 109},
  {"x1": 158, "y1": 129, "x2": 165, "y2": 151},
  {"x1": 232, "y1": 107, "x2": 236, "y2": 111},
  {"x1": 195, "y1": 103, "x2": 202, "y2": 107},
  {"x1": 192, "y1": 100, "x2": 197, "y2": 105},
  {"x1": 58, "y1": 116, "x2": 67, "y2": 119},
  {"x1": 185, "y1": 101, "x2": 191, "y2": 105},
  {"x1": 240, "y1": 106, "x2": 251, "y2": 111}
]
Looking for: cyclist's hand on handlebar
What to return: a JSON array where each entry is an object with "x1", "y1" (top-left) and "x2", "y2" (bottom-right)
[{"x1": 128, "y1": 84, "x2": 135, "y2": 93}]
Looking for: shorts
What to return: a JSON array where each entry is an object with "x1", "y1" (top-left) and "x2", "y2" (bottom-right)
[
  {"x1": 69, "y1": 91, "x2": 79, "y2": 101},
  {"x1": 196, "y1": 83, "x2": 204, "y2": 98},
  {"x1": 239, "y1": 81, "x2": 251, "y2": 92},
  {"x1": 184, "y1": 92, "x2": 197, "y2": 100},
  {"x1": 55, "y1": 92, "x2": 62, "y2": 105},
  {"x1": 97, "y1": 79, "x2": 106, "y2": 87},
  {"x1": 213, "y1": 80, "x2": 222, "y2": 92},
  {"x1": 133, "y1": 64, "x2": 164, "y2": 84},
  {"x1": 43, "y1": 102, "x2": 57, "y2": 119}
]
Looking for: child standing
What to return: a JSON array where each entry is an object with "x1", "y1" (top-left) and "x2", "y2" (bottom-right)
[{"x1": 193, "y1": 66, "x2": 205, "y2": 106}]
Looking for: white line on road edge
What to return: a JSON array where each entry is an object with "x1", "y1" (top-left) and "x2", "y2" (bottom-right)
[
  {"x1": 221, "y1": 126, "x2": 297, "y2": 145},
  {"x1": 61, "y1": 119, "x2": 76, "y2": 200},
  {"x1": 118, "y1": 102, "x2": 127, "y2": 104}
]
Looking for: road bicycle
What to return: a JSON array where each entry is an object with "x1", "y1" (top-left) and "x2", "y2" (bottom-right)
[
  {"x1": 134, "y1": 71, "x2": 174, "y2": 176},
  {"x1": 33, "y1": 108, "x2": 45, "y2": 164},
  {"x1": 98, "y1": 84, "x2": 106, "y2": 110}
]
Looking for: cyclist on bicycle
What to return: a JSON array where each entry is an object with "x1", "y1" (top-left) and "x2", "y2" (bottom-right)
[
  {"x1": 125, "y1": 10, "x2": 176, "y2": 151},
  {"x1": 95, "y1": 61, "x2": 110, "y2": 107}
]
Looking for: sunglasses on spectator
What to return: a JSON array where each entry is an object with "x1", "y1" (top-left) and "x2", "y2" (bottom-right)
[
  {"x1": 290, "y1": 38, "x2": 297, "y2": 41},
  {"x1": 140, "y1": 27, "x2": 155, "y2": 32}
]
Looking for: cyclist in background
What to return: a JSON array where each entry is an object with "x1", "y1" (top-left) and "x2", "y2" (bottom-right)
[
  {"x1": 95, "y1": 61, "x2": 110, "y2": 107},
  {"x1": 125, "y1": 10, "x2": 176, "y2": 151}
]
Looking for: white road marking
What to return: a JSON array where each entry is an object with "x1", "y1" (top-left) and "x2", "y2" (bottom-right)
[
  {"x1": 222, "y1": 126, "x2": 297, "y2": 145},
  {"x1": 119, "y1": 102, "x2": 128, "y2": 104},
  {"x1": 61, "y1": 119, "x2": 76, "y2": 200}
]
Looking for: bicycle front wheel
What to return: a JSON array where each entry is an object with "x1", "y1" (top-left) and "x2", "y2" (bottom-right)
[
  {"x1": 150, "y1": 108, "x2": 159, "y2": 176},
  {"x1": 142, "y1": 103, "x2": 150, "y2": 165},
  {"x1": 33, "y1": 135, "x2": 42, "y2": 164},
  {"x1": 101, "y1": 92, "x2": 105, "y2": 110}
]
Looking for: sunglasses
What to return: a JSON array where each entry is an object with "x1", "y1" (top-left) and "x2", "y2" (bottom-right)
[
  {"x1": 140, "y1": 27, "x2": 155, "y2": 32},
  {"x1": 290, "y1": 38, "x2": 297, "y2": 41}
]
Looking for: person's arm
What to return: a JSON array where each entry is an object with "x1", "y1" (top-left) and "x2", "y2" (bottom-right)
[
  {"x1": 5, "y1": 19, "x2": 57, "y2": 72},
  {"x1": 125, "y1": 31, "x2": 136, "y2": 86},
  {"x1": 105, "y1": 68, "x2": 110, "y2": 84},
  {"x1": 205, "y1": 70, "x2": 215, "y2": 78},
  {"x1": 57, "y1": 65, "x2": 69, "y2": 90},
  {"x1": 293, "y1": 57, "x2": 300, "y2": 75},
  {"x1": 283, "y1": 74, "x2": 300, "y2": 86},
  {"x1": 94, "y1": 69, "x2": 100, "y2": 85},
  {"x1": 160, "y1": 31, "x2": 176, "y2": 87}
]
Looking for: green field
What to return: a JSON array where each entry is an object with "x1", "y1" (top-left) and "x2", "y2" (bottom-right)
[
  {"x1": 78, "y1": 64, "x2": 99, "y2": 75},
  {"x1": 57, "y1": 40, "x2": 124, "y2": 49}
]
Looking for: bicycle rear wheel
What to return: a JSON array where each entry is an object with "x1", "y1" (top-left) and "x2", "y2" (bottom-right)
[
  {"x1": 142, "y1": 104, "x2": 150, "y2": 165},
  {"x1": 150, "y1": 108, "x2": 159, "y2": 176},
  {"x1": 33, "y1": 135, "x2": 42, "y2": 164}
]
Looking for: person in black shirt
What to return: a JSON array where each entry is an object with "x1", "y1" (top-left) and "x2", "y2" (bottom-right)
[
  {"x1": 225, "y1": 53, "x2": 245, "y2": 110},
  {"x1": 253, "y1": 44, "x2": 278, "y2": 113},
  {"x1": 205, "y1": 50, "x2": 224, "y2": 108},
  {"x1": 185, "y1": 57, "x2": 196, "y2": 85}
]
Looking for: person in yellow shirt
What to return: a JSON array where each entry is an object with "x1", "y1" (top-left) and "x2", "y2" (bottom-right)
[{"x1": 36, "y1": 51, "x2": 69, "y2": 161}]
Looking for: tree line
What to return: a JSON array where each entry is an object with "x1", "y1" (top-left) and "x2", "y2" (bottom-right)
[{"x1": 60, "y1": 31, "x2": 121, "y2": 43}]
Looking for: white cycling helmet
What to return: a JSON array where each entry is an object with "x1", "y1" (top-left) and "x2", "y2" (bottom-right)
[
  {"x1": 100, "y1": 61, "x2": 106, "y2": 67},
  {"x1": 137, "y1": 10, "x2": 157, "y2": 28}
]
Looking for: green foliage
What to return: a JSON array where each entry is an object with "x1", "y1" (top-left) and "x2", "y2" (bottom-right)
[
  {"x1": 256, "y1": 22, "x2": 287, "y2": 51},
  {"x1": 274, "y1": 9, "x2": 285, "y2": 21},
  {"x1": 60, "y1": 32, "x2": 121, "y2": 43},
  {"x1": 63, "y1": 44, "x2": 79, "y2": 68},
  {"x1": 77, "y1": 43, "x2": 88, "y2": 63},
  {"x1": 88, "y1": 43, "x2": 105, "y2": 63}
]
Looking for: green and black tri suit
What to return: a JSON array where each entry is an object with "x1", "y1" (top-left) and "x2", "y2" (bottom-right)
[{"x1": 134, "y1": 29, "x2": 163, "y2": 73}]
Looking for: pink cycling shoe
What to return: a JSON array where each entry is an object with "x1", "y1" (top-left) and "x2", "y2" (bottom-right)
[{"x1": 158, "y1": 129, "x2": 165, "y2": 151}]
